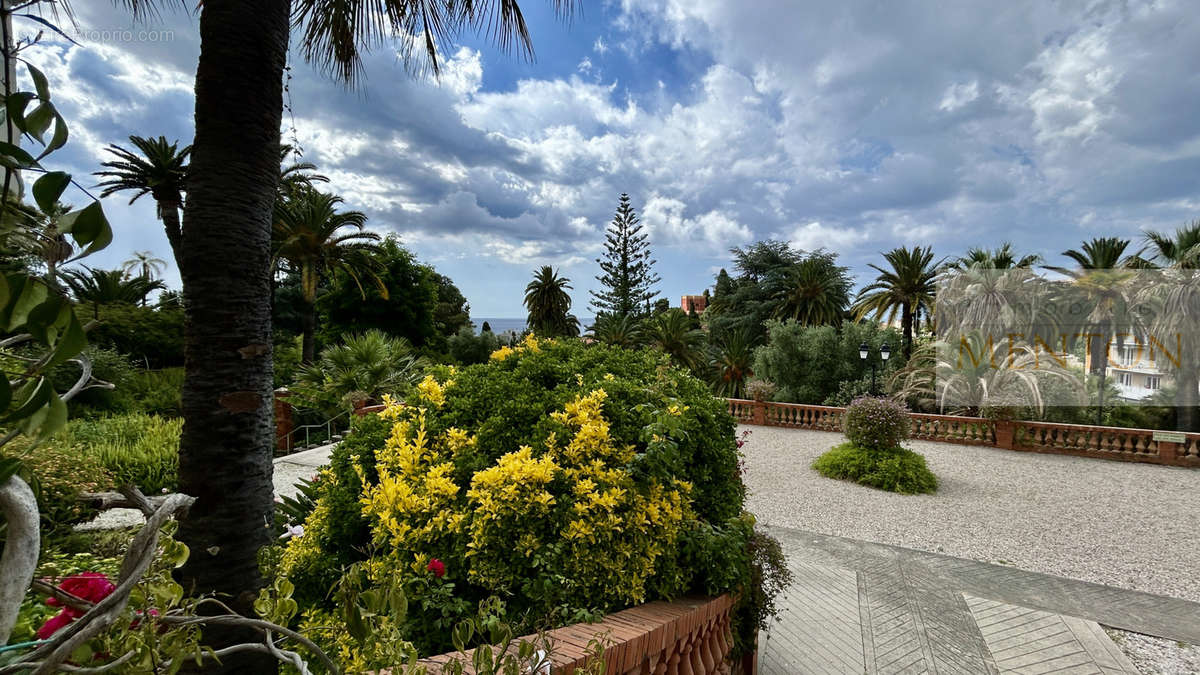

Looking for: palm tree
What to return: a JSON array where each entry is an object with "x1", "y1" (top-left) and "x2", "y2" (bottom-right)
[
  {"x1": 291, "y1": 329, "x2": 428, "y2": 415},
  {"x1": 1142, "y1": 220, "x2": 1200, "y2": 269},
  {"x1": 891, "y1": 336, "x2": 1085, "y2": 416},
  {"x1": 709, "y1": 327, "x2": 757, "y2": 399},
  {"x1": 94, "y1": 135, "x2": 190, "y2": 266},
  {"x1": 2, "y1": 200, "x2": 75, "y2": 276},
  {"x1": 122, "y1": 250, "x2": 167, "y2": 280},
  {"x1": 62, "y1": 266, "x2": 166, "y2": 317},
  {"x1": 588, "y1": 313, "x2": 644, "y2": 349},
  {"x1": 524, "y1": 265, "x2": 579, "y2": 337},
  {"x1": 273, "y1": 188, "x2": 383, "y2": 363},
  {"x1": 852, "y1": 246, "x2": 939, "y2": 359},
  {"x1": 945, "y1": 242, "x2": 1041, "y2": 270},
  {"x1": 117, "y1": 2, "x2": 575, "y2": 665},
  {"x1": 278, "y1": 143, "x2": 329, "y2": 200},
  {"x1": 645, "y1": 308, "x2": 705, "y2": 371},
  {"x1": 1053, "y1": 237, "x2": 1133, "y2": 271},
  {"x1": 1134, "y1": 221, "x2": 1200, "y2": 430},
  {"x1": 769, "y1": 251, "x2": 851, "y2": 325},
  {"x1": 1044, "y1": 238, "x2": 1137, "y2": 378}
]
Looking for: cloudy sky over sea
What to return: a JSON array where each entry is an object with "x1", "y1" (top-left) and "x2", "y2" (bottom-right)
[{"x1": 28, "y1": 1, "x2": 1200, "y2": 315}]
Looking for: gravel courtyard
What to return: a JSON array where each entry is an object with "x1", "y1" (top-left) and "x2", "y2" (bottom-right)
[
  {"x1": 741, "y1": 425, "x2": 1199, "y2": 600},
  {"x1": 742, "y1": 425, "x2": 1200, "y2": 673}
]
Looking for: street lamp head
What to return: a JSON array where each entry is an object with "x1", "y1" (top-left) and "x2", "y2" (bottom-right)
[
  {"x1": 859, "y1": 342, "x2": 869, "y2": 360},
  {"x1": 880, "y1": 343, "x2": 891, "y2": 361}
]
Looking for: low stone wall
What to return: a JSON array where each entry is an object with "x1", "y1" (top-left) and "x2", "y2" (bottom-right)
[
  {"x1": 419, "y1": 595, "x2": 745, "y2": 674},
  {"x1": 729, "y1": 398, "x2": 1200, "y2": 468}
]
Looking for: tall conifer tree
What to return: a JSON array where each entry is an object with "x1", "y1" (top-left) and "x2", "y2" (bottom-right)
[{"x1": 590, "y1": 193, "x2": 661, "y2": 318}]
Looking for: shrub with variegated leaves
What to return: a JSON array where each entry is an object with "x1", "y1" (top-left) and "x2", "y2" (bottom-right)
[{"x1": 279, "y1": 336, "x2": 758, "y2": 656}]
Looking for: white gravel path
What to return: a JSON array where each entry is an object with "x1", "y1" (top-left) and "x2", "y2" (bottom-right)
[{"x1": 740, "y1": 425, "x2": 1200, "y2": 673}]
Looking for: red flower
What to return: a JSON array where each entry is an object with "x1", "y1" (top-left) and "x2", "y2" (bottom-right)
[
  {"x1": 37, "y1": 572, "x2": 116, "y2": 639},
  {"x1": 427, "y1": 558, "x2": 446, "y2": 578},
  {"x1": 35, "y1": 612, "x2": 73, "y2": 640}
]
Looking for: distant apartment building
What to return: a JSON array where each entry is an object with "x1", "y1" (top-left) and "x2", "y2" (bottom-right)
[
  {"x1": 1085, "y1": 337, "x2": 1175, "y2": 402},
  {"x1": 680, "y1": 294, "x2": 707, "y2": 314}
]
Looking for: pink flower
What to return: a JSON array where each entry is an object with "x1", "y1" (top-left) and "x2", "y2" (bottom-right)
[
  {"x1": 130, "y1": 608, "x2": 161, "y2": 630},
  {"x1": 427, "y1": 558, "x2": 446, "y2": 578},
  {"x1": 37, "y1": 572, "x2": 116, "y2": 639},
  {"x1": 35, "y1": 612, "x2": 73, "y2": 640}
]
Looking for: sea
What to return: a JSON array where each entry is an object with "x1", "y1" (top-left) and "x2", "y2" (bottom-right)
[{"x1": 471, "y1": 318, "x2": 596, "y2": 335}]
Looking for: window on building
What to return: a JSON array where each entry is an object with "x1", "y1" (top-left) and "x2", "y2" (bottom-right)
[
  {"x1": 1119, "y1": 372, "x2": 1133, "y2": 386},
  {"x1": 1147, "y1": 375, "x2": 1161, "y2": 390}
]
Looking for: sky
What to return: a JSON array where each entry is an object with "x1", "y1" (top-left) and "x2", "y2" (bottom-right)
[{"x1": 21, "y1": 0, "x2": 1200, "y2": 317}]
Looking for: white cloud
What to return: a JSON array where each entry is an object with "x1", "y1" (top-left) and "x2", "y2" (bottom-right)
[
  {"x1": 642, "y1": 194, "x2": 752, "y2": 250},
  {"x1": 939, "y1": 80, "x2": 979, "y2": 112},
  {"x1": 785, "y1": 221, "x2": 869, "y2": 251}
]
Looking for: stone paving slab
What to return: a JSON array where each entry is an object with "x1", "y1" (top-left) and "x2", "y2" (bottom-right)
[
  {"x1": 964, "y1": 596, "x2": 1137, "y2": 674},
  {"x1": 770, "y1": 526, "x2": 1200, "y2": 646},
  {"x1": 759, "y1": 526, "x2": 1193, "y2": 674}
]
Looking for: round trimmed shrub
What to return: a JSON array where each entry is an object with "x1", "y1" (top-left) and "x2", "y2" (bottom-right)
[
  {"x1": 813, "y1": 442, "x2": 938, "y2": 494},
  {"x1": 843, "y1": 395, "x2": 910, "y2": 451}
]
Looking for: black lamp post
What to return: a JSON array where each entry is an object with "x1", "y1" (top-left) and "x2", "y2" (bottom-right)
[{"x1": 859, "y1": 341, "x2": 891, "y2": 395}]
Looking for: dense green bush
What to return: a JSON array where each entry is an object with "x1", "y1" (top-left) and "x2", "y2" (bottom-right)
[
  {"x1": 45, "y1": 346, "x2": 136, "y2": 416},
  {"x1": 6, "y1": 435, "x2": 113, "y2": 534},
  {"x1": 843, "y1": 396, "x2": 911, "y2": 451},
  {"x1": 813, "y1": 442, "x2": 938, "y2": 494},
  {"x1": 121, "y1": 368, "x2": 184, "y2": 418},
  {"x1": 447, "y1": 326, "x2": 501, "y2": 365},
  {"x1": 87, "y1": 303, "x2": 185, "y2": 368},
  {"x1": 752, "y1": 320, "x2": 903, "y2": 404},
  {"x1": 70, "y1": 414, "x2": 181, "y2": 493},
  {"x1": 281, "y1": 337, "x2": 756, "y2": 655}
]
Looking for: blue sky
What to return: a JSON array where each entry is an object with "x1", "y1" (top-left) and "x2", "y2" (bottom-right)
[{"x1": 23, "y1": 0, "x2": 1200, "y2": 316}]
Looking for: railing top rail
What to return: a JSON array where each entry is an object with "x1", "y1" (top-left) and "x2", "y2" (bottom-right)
[
  {"x1": 280, "y1": 407, "x2": 352, "y2": 444},
  {"x1": 726, "y1": 398, "x2": 846, "y2": 413},
  {"x1": 1013, "y1": 418, "x2": 1200, "y2": 438},
  {"x1": 908, "y1": 412, "x2": 994, "y2": 424}
]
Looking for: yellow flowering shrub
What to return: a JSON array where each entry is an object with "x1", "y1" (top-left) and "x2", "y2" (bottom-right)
[
  {"x1": 350, "y1": 387, "x2": 691, "y2": 611},
  {"x1": 466, "y1": 389, "x2": 690, "y2": 606},
  {"x1": 359, "y1": 408, "x2": 467, "y2": 558},
  {"x1": 281, "y1": 338, "x2": 751, "y2": 655}
]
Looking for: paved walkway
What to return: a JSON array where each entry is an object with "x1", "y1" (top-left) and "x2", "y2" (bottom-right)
[
  {"x1": 273, "y1": 443, "x2": 335, "y2": 498},
  {"x1": 762, "y1": 526, "x2": 1200, "y2": 674},
  {"x1": 79, "y1": 443, "x2": 337, "y2": 529}
]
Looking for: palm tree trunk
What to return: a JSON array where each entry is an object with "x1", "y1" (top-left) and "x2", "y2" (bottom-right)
[
  {"x1": 901, "y1": 302, "x2": 913, "y2": 359},
  {"x1": 159, "y1": 195, "x2": 185, "y2": 270},
  {"x1": 174, "y1": 1, "x2": 288, "y2": 671},
  {"x1": 1090, "y1": 331, "x2": 1109, "y2": 376},
  {"x1": 1177, "y1": 372, "x2": 1199, "y2": 432},
  {"x1": 301, "y1": 299, "x2": 317, "y2": 363}
]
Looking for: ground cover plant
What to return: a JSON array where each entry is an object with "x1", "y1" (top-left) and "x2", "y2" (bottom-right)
[{"x1": 812, "y1": 396, "x2": 938, "y2": 494}]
